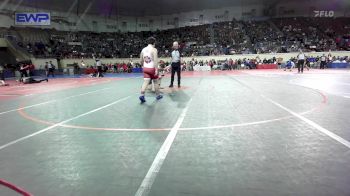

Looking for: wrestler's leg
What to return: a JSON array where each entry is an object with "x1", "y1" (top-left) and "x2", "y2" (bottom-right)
[
  {"x1": 141, "y1": 78, "x2": 151, "y2": 95},
  {"x1": 140, "y1": 78, "x2": 151, "y2": 103},
  {"x1": 153, "y1": 79, "x2": 160, "y2": 95},
  {"x1": 153, "y1": 78, "x2": 163, "y2": 100}
]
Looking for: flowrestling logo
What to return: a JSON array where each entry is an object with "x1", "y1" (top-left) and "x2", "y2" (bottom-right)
[
  {"x1": 314, "y1": 10, "x2": 334, "y2": 17},
  {"x1": 15, "y1": 13, "x2": 51, "y2": 25}
]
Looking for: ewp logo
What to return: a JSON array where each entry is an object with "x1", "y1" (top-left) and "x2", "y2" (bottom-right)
[{"x1": 15, "y1": 13, "x2": 51, "y2": 26}]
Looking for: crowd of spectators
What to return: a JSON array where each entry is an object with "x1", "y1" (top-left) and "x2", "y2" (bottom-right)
[
  {"x1": 243, "y1": 20, "x2": 284, "y2": 53},
  {"x1": 2, "y1": 17, "x2": 349, "y2": 60},
  {"x1": 1, "y1": 52, "x2": 348, "y2": 80},
  {"x1": 272, "y1": 17, "x2": 336, "y2": 52},
  {"x1": 181, "y1": 53, "x2": 349, "y2": 71},
  {"x1": 82, "y1": 52, "x2": 349, "y2": 74},
  {"x1": 212, "y1": 20, "x2": 251, "y2": 55}
]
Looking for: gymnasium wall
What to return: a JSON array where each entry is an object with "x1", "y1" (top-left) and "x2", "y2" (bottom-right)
[
  {"x1": 0, "y1": 38, "x2": 8, "y2": 47},
  {"x1": 32, "y1": 51, "x2": 350, "y2": 69},
  {"x1": 31, "y1": 58, "x2": 58, "y2": 70},
  {"x1": 275, "y1": 0, "x2": 350, "y2": 18}
]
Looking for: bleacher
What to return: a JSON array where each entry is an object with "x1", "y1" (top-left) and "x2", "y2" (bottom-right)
[{"x1": 0, "y1": 17, "x2": 349, "y2": 60}]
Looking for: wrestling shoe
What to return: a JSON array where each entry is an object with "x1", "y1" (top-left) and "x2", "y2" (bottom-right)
[
  {"x1": 156, "y1": 95, "x2": 163, "y2": 100},
  {"x1": 139, "y1": 95, "x2": 146, "y2": 103}
]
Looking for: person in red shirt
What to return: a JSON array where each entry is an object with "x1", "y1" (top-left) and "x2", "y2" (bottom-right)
[
  {"x1": 117, "y1": 63, "x2": 122, "y2": 73},
  {"x1": 29, "y1": 64, "x2": 35, "y2": 77},
  {"x1": 123, "y1": 63, "x2": 127, "y2": 72},
  {"x1": 208, "y1": 60, "x2": 213, "y2": 70},
  {"x1": 228, "y1": 58, "x2": 234, "y2": 70}
]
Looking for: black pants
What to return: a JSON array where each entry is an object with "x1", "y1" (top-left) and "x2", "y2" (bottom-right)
[
  {"x1": 29, "y1": 70, "x2": 35, "y2": 77},
  {"x1": 0, "y1": 71, "x2": 4, "y2": 81},
  {"x1": 20, "y1": 70, "x2": 28, "y2": 79},
  {"x1": 298, "y1": 60, "x2": 305, "y2": 73},
  {"x1": 170, "y1": 62, "x2": 181, "y2": 86},
  {"x1": 320, "y1": 61, "x2": 326, "y2": 69},
  {"x1": 97, "y1": 66, "x2": 103, "y2": 77},
  {"x1": 47, "y1": 68, "x2": 54, "y2": 77}
]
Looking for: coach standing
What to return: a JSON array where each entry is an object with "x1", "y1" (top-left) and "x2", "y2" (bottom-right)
[{"x1": 169, "y1": 41, "x2": 181, "y2": 88}]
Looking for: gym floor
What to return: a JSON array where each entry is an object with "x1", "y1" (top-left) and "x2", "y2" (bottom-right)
[{"x1": 0, "y1": 69, "x2": 350, "y2": 196}]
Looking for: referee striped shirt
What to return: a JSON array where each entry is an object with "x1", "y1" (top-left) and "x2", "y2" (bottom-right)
[{"x1": 171, "y1": 50, "x2": 181, "y2": 63}]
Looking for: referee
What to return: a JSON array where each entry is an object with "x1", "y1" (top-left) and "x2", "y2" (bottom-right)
[
  {"x1": 96, "y1": 59, "x2": 103, "y2": 77},
  {"x1": 297, "y1": 49, "x2": 305, "y2": 73},
  {"x1": 169, "y1": 41, "x2": 181, "y2": 88}
]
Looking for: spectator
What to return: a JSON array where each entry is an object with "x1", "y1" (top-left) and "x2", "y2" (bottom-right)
[
  {"x1": 47, "y1": 61, "x2": 55, "y2": 77},
  {"x1": 0, "y1": 64, "x2": 5, "y2": 81},
  {"x1": 29, "y1": 63, "x2": 35, "y2": 77},
  {"x1": 19, "y1": 63, "x2": 29, "y2": 81}
]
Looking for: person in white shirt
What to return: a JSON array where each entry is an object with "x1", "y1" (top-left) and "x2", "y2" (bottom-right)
[
  {"x1": 139, "y1": 37, "x2": 162, "y2": 103},
  {"x1": 169, "y1": 41, "x2": 181, "y2": 88},
  {"x1": 0, "y1": 80, "x2": 9, "y2": 86},
  {"x1": 47, "y1": 61, "x2": 55, "y2": 77},
  {"x1": 328, "y1": 53, "x2": 332, "y2": 62},
  {"x1": 96, "y1": 59, "x2": 103, "y2": 77},
  {"x1": 297, "y1": 50, "x2": 305, "y2": 73},
  {"x1": 81, "y1": 60, "x2": 86, "y2": 67}
]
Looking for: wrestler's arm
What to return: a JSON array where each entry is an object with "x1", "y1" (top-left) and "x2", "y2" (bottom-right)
[
  {"x1": 140, "y1": 52, "x2": 144, "y2": 67},
  {"x1": 154, "y1": 48, "x2": 159, "y2": 75}
]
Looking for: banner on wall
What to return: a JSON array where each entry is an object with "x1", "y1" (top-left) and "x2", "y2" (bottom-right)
[
  {"x1": 313, "y1": 10, "x2": 334, "y2": 17},
  {"x1": 15, "y1": 12, "x2": 51, "y2": 26}
]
